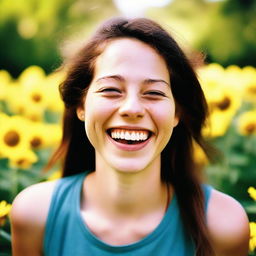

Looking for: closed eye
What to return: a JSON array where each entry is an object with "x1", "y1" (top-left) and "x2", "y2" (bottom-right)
[
  {"x1": 145, "y1": 91, "x2": 167, "y2": 97},
  {"x1": 97, "y1": 87, "x2": 121, "y2": 93},
  {"x1": 96, "y1": 87, "x2": 122, "y2": 97},
  {"x1": 101, "y1": 87, "x2": 121, "y2": 92}
]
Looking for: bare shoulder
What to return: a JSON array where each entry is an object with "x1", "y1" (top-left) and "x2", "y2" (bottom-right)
[
  {"x1": 11, "y1": 180, "x2": 58, "y2": 225},
  {"x1": 11, "y1": 180, "x2": 58, "y2": 255},
  {"x1": 207, "y1": 189, "x2": 250, "y2": 256}
]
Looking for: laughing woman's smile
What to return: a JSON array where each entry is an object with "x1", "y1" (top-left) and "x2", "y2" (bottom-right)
[{"x1": 79, "y1": 38, "x2": 178, "y2": 173}]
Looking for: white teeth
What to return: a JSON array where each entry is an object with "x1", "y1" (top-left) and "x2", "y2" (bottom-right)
[
  {"x1": 110, "y1": 129, "x2": 149, "y2": 141},
  {"x1": 124, "y1": 131, "x2": 131, "y2": 140}
]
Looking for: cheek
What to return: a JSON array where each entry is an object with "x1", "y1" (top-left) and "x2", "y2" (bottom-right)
[
  {"x1": 85, "y1": 101, "x2": 115, "y2": 124},
  {"x1": 149, "y1": 103, "x2": 176, "y2": 127},
  {"x1": 85, "y1": 95, "x2": 107, "y2": 118},
  {"x1": 84, "y1": 98, "x2": 116, "y2": 136}
]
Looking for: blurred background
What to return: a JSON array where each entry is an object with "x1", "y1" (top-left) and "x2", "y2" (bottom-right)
[{"x1": 0, "y1": 0, "x2": 256, "y2": 255}]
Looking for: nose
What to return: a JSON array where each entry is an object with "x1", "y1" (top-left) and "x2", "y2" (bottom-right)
[{"x1": 118, "y1": 94, "x2": 145, "y2": 119}]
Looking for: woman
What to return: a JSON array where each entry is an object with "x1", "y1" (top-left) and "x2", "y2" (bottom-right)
[{"x1": 11, "y1": 17, "x2": 249, "y2": 256}]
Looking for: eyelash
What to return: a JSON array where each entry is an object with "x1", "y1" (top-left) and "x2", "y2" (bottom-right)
[
  {"x1": 98, "y1": 87, "x2": 121, "y2": 93},
  {"x1": 97, "y1": 88, "x2": 166, "y2": 98},
  {"x1": 145, "y1": 91, "x2": 166, "y2": 97}
]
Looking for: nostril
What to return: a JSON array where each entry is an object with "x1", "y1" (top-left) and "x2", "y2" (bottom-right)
[
  {"x1": 118, "y1": 97, "x2": 145, "y2": 118},
  {"x1": 119, "y1": 105, "x2": 145, "y2": 118},
  {"x1": 120, "y1": 112, "x2": 144, "y2": 118}
]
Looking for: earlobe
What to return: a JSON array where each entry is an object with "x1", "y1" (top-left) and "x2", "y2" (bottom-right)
[
  {"x1": 174, "y1": 104, "x2": 180, "y2": 128},
  {"x1": 174, "y1": 116, "x2": 179, "y2": 127},
  {"x1": 76, "y1": 108, "x2": 85, "y2": 121}
]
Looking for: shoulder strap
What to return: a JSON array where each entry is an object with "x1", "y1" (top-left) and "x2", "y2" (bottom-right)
[
  {"x1": 202, "y1": 184, "x2": 213, "y2": 212},
  {"x1": 44, "y1": 172, "x2": 87, "y2": 254}
]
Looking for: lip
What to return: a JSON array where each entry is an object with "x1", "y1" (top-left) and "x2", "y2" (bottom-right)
[
  {"x1": 107, "y1": 126, "x2": 153, "y2": 132},
  {"x1": 107, "y1": 133, "x2": 152, "y2": 151},
  {"x1": 106, "y1": 126, "x2": 153, "y2": 151}
]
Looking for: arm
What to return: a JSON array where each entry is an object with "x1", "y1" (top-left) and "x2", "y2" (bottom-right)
[
  {"x1": 207, "y1": 189, "x2": 250, "y2": 256},
  {"x1": 10, "y1": 181, "x2": 57, "y2": 256}
]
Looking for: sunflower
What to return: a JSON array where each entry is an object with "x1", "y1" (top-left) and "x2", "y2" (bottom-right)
[
  {"x1": 0, "y1": 115, "x2": 31, "y2": 160},
  {"x1": 250, "y1": 222, "x2": 256, "y2": 252},
  {"x1": 0, "y1": 70, "x2": 12, "y2": 101},
  {"x1": 28, "y1": 121, "x2": 47, "y2": 149},
  {"x1": 47, "y1": 170, "x2": 62, "y2": 181},
  {"x1": 0, "y1": 111, "x2": 9, "y2": 125},
  {"x1": 193, "y1": 141, "x2": 208, "y2": 166},
  {"x1": 9, "y1": 66, "x2": 48, "y2": 121},
  {"x1": 18, "y1": 65, "x2": 45, "y2": 87},
  {"x1": 198, "y1": 63, "x2": 225, "y2": 101},
  {"x1": 0, "y1": 200, "x2": 12, "y2": 226},
  {"x1": 43, "y1": 123, "x2": 62, "y2": 148},
  {"x1": 21, "y1": 80, "x2": 48, "y2": 121},
  {"x1": 3, "y1": 68, "x2": 42, "y2": 116},
  {"x1": 237, "y1": 110, "x2": 256, "y2": 136},
  {"x1": 199, "y1": 65, "x2": 242, "y2": 135},
  {"x1": 0, "y1": 113, "x2": 9, "y2": 150},
  {"x1": 4, "y1": 81, "x2": 25, "y2": 115},
  {"x1": 241, "y1": 66, "x2": 256, "y2": 103},
  {"x1": 27, "y1": 121, "x2": 61, "y2": 150},
  {"x1": 197, "y1": 63, "x2": 225, "y2": 82},
  {"x1": 44, "y1": 71, "x2": 65, "y2": 112},
  {"x1": 9, "y1": 147, "x2": 38, "y2": 170},
  {"x1": 248, "y1": 186, "x2": 256, "y2": 252},
  {"x1": 248, "y1": 187, "x2": 256, "y2": 201},
  {"x1": 223, "y1": 65, "x2": 244, "y2": 90},
  {"x1": 203, "y1": 86, "x2": 241, "y2": 138},
  {"x1": 203, "y1": 111, "x2": 234, "y2": 138}
]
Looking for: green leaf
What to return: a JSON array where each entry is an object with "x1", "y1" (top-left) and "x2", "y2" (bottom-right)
[{"x1": 0, "y1": 229, "x2": 11, "y2": 242}]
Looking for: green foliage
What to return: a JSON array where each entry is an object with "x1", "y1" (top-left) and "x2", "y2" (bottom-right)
[
  {"x1": 148, "y1": 0, "x2": 256, "y2": 68},
  {"x1": 205, "y1": 106, "x2": 256, "y2": 220},
  {"x1": 0, "y1": 0, "x2": 116, "y2": 77},
  {"x1": 195, "y1": 0, "x2": 256, "y2": 67}
]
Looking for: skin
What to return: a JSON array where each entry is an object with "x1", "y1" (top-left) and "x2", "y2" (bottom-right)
[
  {"x1": 77, "y1": 38, "x2": 178, "y2": 244},
  {"x1": 11, "y1": 38, "x2": 249, "y2": 255}
]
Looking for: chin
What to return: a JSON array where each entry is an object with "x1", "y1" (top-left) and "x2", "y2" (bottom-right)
[
  {"x1": 116, "y1": 167, "x2": 145, "y2": 174},
  {"x1": 109, "y1": 158, "x2": 153, "y2": 174}
]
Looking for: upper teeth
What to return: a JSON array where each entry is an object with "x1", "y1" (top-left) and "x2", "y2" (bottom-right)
[{"x1": 110, "y1": 129, "x2": 149, "y2": 141}]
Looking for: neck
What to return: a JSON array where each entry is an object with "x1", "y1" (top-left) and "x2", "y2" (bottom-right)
[{"x1": 82, "y1": 155, "x2": 169, "y2": 218}]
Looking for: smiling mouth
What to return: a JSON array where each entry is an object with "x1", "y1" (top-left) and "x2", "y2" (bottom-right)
[{"x1": 107, "y1": 128, "x2": 152, "y2": 145}]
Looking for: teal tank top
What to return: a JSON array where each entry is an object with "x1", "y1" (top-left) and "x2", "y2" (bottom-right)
[{"x1": 44, "y1": 172, "x2": 212, "y2": 256}]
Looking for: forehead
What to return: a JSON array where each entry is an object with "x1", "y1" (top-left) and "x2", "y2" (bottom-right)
[{"x1": 93, "y1": 38, "x2": 169, "y2": 81}]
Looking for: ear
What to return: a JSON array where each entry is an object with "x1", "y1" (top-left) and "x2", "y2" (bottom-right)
[
  {"x1": 76, "y1": 107, "x2": 85, "y2": 121},
  {"x1": 173, "y1": 115, "x2": 179, "y2": 127},
  {"x1": 173, "y1": 103, "x2": 180, "y2": 127}
]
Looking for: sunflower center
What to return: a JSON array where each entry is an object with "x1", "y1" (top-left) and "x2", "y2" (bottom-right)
[
  {"x1": 16, "y1": 158, "x2": 26, "y2": 166},
  {"x1": 32, "y1": 93, "x2": 42, "y2": 102},
  {"x1": 248, "y1": 86, "x2": 256, "y2": 95},
  {"x1": 30, "y1": 137, "x2": 42, "y2": 148},
  {"x1": 4, "y1": 130, "x2": 20, "y2": 147},
  {"x1": 216, "y1": 96, "x2": 231, "y2": 110},
  {"x1": 245, "y1": 123, "x2": 256, "y2": 134}
]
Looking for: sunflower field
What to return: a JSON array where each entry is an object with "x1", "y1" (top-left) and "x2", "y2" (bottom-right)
[{"x1": 0, "y1": 63, "x2": 256, "y2": 255}]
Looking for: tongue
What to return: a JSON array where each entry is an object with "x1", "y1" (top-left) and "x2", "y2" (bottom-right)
[{"x1": 115, "y1": 139, "x2": 144, "y2": 144}]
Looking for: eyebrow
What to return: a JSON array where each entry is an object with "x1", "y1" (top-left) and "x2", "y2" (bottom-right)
[
  {"x1": 144, "y1": 78, "x2": 170, "y2": 87},
  {"x1": 95, "y1": 75, "x2": 170, "y2": 86},
  {"x1": 95, "y1": 75, "x2": 125, "y2": 84}
]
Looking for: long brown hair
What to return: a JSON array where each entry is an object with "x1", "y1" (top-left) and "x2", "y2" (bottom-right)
[{"x1": 47, "y1": 17, "x2": 214, "y2": 255}]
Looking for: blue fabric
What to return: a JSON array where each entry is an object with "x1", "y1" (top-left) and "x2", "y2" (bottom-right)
[{"x1": 44, "y1": 172, "x2": 212, "y2": 256}]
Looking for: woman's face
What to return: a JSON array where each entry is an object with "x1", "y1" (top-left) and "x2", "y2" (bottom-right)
[{"x1": 78, "y1": 38, "x2": 179, "y2": 173}]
